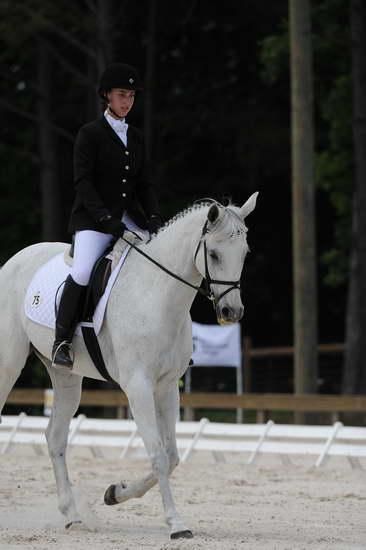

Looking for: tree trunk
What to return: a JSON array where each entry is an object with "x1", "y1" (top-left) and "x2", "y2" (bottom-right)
[
  {"x1": 95, "y1": 0, "x2": 115, "y2": 115},
  {"x1": 37, "y1": 38, "x2": 62, "y2": 241},
  {"x1": 343, "y1": 0, "x2": 366, "y2": 395},
  {"x1": 289, "y1": 0, "x2": 318, "y2": 422}
]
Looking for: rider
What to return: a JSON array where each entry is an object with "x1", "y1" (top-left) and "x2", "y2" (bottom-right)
[{"x1": 52, "y1": 62, "x2": 163, "y2": 369}]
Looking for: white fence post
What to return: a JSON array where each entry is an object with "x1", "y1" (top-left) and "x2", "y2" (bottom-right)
[
  {"x1": 1, "y1": 412, "x2": 27, "y2": 454},
  {"x1": 247, "y1": 420, "x2": 274, "y2": 465},
  {"x1": 0, "y1": 415, "x2": 365, "y2": 468},
  {"x1": 181, "y1": 418, "x2": 209, "y2": 462},
  {"x1": 315, "y1": 421, "x2": 343, "y2": 468},
  {"x1": 120, "y1": 426, "x2": 138, "y2": 459},
  {"x1": 67, "y1": 414, "x2": 86, "y2": 454}
]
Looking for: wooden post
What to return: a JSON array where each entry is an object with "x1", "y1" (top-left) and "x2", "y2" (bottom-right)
[
  {"x1": 343, "y1": 0, "x2": 366, "y2": 396},
  {"x1": 183, "y1": 368, "x2": 194, "y2": 421},
  {"x1": 289, "y1": 0, "x2": 318, "y2": 423},
  {"x1": 256, "y1": 410, "x2": 266, "y2": 424},
  {"x1": 244, "y1": 336, "x2": 252, "y2": 394}
]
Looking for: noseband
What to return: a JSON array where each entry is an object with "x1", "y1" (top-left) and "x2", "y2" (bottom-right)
[{"x1": 121, "y1": 220, "x2": 241, "y2": 307}]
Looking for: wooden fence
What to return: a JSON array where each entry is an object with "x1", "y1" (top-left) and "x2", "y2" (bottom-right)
[
  {"x1": 6, "y1": 388, "x2": 366, "y2": 423},
  {"x1": 243, "y1": 338, "x2": 345, "y2": 393},
  {"x1": 5, "y1": 341, "x2": 362, "y2": 423}
]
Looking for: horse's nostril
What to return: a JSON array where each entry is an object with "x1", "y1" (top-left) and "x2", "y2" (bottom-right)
[{"x1": 222, "y1": 307, "x2": 230, "y2": 318}]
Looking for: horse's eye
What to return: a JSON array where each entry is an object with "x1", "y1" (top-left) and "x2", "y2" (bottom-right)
[{"x1": 209, "y1": 250, "x2": 219, "y2": 261}]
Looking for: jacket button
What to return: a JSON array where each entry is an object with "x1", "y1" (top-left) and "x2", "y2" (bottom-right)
[
  {"x1": 122, "y1": 179, "x2": 126, "y2": 183},
  {"x1": 125, "y1": 165, "x2": 130, "y2": 170},
  {"x1": 122, "y1": 193, "x2": 127, "y2": 197},
  {"x1": 125, "y1": 151, "x2": 129, "y2": 155}
]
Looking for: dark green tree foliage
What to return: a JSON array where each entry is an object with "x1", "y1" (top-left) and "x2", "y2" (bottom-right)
[
  {"x1": 312, "y1": 1, "x2": 352, "y2": 288},
  {"x1": 289, "y1": 0, "x2": 318, "y2": 407}
]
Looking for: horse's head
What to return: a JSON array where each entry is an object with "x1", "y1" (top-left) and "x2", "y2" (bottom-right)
[{"x1": 194, "y1": 192, "x2": 258, "y2": 325}]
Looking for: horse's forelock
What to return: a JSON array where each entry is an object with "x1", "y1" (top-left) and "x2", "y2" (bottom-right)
[{"x1": 209, "y1": 206, "x2": 247, "y2": 241}]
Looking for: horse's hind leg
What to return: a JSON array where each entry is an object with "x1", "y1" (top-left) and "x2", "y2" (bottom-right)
[
  {"x1": 0, "y1": 365, "x2": 26, "y2": 419},
  {"x1": 45, "y1": 364, "x2": 83, "y2": 528},
  {"x1": 0, "y1": 335, "x2": 30, "y2": 419}
]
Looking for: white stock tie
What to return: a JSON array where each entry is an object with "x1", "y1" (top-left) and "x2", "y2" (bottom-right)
[
  {"x1": 111, "y1": 120, "x2": 127, "y2": 133},
  {"x1": 110, "y1": 119, "x2": 128, "y2": 146}
]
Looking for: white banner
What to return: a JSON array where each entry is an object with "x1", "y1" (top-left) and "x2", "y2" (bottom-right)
[{"x1": 192, "y1": 322, "x2": 242, "y2": 368}]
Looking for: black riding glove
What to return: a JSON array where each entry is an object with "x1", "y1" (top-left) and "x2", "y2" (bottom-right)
[
  {"x1": 148, "y1": 214, "x2": 163, "y2": 235},
  {"x1": 99, "y1": 214, "x2": 127, "y2": 238}
]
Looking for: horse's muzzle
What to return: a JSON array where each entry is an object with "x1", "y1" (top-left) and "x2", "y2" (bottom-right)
[{"x1": 217, "y1": 305, "x2": 244, "y2": 325}]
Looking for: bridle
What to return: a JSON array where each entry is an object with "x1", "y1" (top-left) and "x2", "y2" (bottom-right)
[
  {"x1": 192, "y1": 220, "x2": 241, "y2": 306},
  {"x1": 121, "y1": 220, "x2": 242, "y2": 308}
]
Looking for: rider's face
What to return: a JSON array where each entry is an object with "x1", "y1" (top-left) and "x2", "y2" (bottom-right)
[{"x1": 107, "y1": 88, "x2": 135, "y2": 118}]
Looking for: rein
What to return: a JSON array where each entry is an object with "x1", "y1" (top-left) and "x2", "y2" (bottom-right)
[{"x1": 121, "y1": 221, "x2": 241, "y2": 307}]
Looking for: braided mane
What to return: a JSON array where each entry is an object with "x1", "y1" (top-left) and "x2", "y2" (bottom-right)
[{"x1": 155, "y1": 199, "x2": 247, "y2": 239}]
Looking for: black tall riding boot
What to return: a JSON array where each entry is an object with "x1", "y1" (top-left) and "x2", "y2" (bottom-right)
[{"x1": 52, "y1": 275, "x2": 85, "y2": 369}]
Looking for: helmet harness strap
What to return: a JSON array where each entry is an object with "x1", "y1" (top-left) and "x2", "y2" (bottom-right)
[{"x1": 107, "y1": 104, "x2": 125, "y2": 120}]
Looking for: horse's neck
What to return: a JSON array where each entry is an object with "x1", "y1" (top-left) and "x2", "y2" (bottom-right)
[{"x1": 140, "y1": 210, "x2": 205, "y2": 309}]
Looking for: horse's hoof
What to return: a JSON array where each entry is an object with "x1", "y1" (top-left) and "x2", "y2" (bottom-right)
[
  {"x1": 170, "y1": 529, "x2": 194, "y2": 539},
  {"x1": 104, "y1": 484, "x2": 118, "y2": 505},
  {"x1": 65, "y1": 520, "x2": 82, "y2": 530}
]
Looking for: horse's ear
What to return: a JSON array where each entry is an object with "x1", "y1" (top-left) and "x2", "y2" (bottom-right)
[
  {"x1": 240, "y1": 192, "x2": 259, "y2": 220},
  {"x1": 207, "y1": 204, "x2": 220, "y2": 225}
]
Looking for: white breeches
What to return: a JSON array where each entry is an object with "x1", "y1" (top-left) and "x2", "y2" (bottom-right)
[{"x1": 71, "y1": 212, "x2": 148, "y2": 286}]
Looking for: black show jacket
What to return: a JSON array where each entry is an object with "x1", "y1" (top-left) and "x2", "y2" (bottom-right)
[{"x1": 68, "y1": 114, "x2": 160, "y2": 233}]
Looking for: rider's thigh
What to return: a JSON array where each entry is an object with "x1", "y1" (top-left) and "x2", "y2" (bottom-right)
[{"x1": 71, "y1": 230, "x2": 113, "y2": 286}]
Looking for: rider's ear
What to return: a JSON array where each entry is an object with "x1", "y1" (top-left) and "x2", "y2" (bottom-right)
[
  {"x1": 207, "y1": 204, "x2": 220, "y2": 224},
  {"x1": 240, "y1": 192, "x2": 259, "y2": 220}
]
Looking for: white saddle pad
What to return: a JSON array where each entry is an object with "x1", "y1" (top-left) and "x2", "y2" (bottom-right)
[{"x1": 24, "y1": 247, "x2": 130, "y2": 336}]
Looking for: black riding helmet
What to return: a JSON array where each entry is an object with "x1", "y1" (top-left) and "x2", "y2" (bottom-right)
[{"x1": 98, "y1": 63, "x2": 143, "y2": 100}]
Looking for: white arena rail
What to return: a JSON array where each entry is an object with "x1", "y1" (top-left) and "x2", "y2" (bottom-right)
[{"x1": 0, "y1": 414, "x2": 365, "y2": 469}]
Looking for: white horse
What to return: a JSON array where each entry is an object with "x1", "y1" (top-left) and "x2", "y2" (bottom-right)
[{"x1": 0, "y1": 193, "x2": 258, "y2": 539}]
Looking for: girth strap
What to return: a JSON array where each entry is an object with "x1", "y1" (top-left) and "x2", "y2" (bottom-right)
[{"x1": 81, "y1": 324, "x2": 115, "y2": 383}]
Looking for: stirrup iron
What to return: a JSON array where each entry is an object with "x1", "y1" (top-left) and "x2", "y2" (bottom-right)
[{"x1": 52, "y1": 340, "x2": 74, "y2": 369}]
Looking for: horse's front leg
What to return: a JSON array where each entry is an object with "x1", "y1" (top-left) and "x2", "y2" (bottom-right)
[
  {"x1": 107, "y1": 383, "x2": 180, "y2": 505},
  {"x1": 46, "y1": 366, "x2": 83, "y2": 528},
  {"x1": 123, "y1": 375, "x2": 192, "y2": 539},
  {"x1": 156, "y1": 382, "x2": 181, "y2": 474}
]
